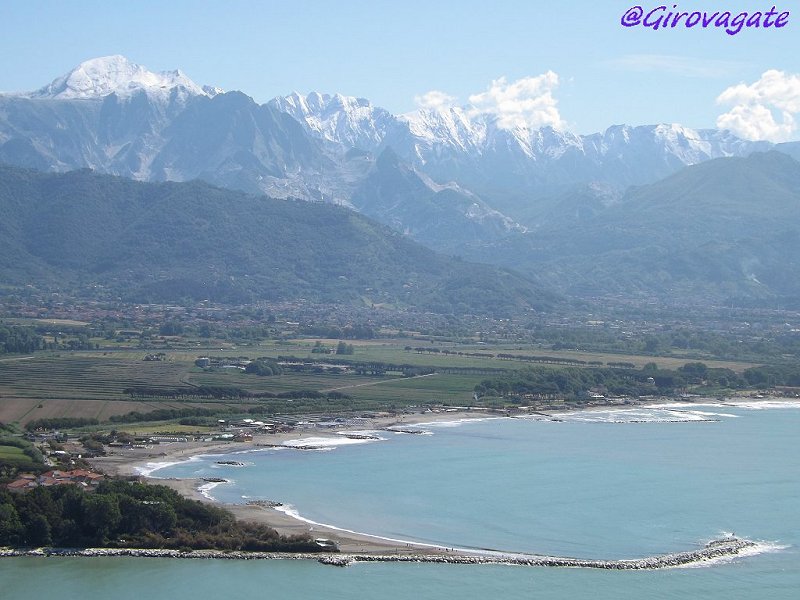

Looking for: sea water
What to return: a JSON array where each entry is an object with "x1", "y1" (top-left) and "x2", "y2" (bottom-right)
[{"x1": 2, "y1": 401, "x2": 798, "y2": 599}]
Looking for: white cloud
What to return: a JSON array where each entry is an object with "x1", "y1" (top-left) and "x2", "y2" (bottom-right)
[
  {"x1": 467, "y1": 72, "x2": 563, "y2": 130},
  {"x1": 413, "y1": 72, "x2": 564, "y2": 131},
  {"x1": 716, "y1": 70, "x2": 800, "y2": 142},
  {"x1": 414, "y1": 90, "x2": 457, "y2": 111}
]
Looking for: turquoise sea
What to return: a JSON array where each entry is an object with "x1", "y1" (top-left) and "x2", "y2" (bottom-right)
[{"x1": 2, "y1": 401, "x2": 798, "y2": 599}]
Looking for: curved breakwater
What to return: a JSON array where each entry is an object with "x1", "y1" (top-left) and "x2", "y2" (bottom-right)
[{"x1": 0, "y1": 537, "x2": 758, "y2": 569}]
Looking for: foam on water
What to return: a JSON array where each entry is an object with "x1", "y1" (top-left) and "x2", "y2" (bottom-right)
[
  {"x1": 281, "y1": 435, "x2": 385, "y2": 449},
  {"x1": 550, "y1": 406, "x2": 744, "y2": 424},
  {"x1": 726, "y1": 399, "x2": 800, "y2": 410},
  {"x1": 273, "y1": 503, "x2": 779, "y2": 568},
  {"x1": 135, "y1": 455, "x2": 203, "y2": 477},
  {"x1": 414, "y1": 416, "x2": 504, "y2": 428},
  {"x1": 273, "y1": 503, "x2": 453, "y2": 551},
  {"x1": 678, "y1": 535, "x2": 790, "y2": 569},
  {"x1": 198, "y1": 480, "x2": 227, "y2": 501}
]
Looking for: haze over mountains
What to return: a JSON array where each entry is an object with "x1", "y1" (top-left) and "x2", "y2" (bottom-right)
[{"x1": 2, "y1": 56, "x2": 800, "y2": 308}]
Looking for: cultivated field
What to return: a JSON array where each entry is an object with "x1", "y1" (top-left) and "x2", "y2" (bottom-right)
[{"x1": 0, "y1": 338, "x2": 762, "y2": 427}]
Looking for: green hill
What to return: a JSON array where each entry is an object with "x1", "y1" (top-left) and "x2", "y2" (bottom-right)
[
  {"x1": 0, "y1": 165, "x2": 552, "y2": 314},
  {"x1": 465, "y1": 152, "x2": 800, "y2": 304}
]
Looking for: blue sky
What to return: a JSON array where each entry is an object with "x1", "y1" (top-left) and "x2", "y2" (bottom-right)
[{"x1": 1, "y1": 0, "x2": 799, "y2": 138}]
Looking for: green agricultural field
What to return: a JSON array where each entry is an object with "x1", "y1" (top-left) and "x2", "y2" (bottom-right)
[
  {"x1": 0, "y1": 354, "x2": 190, "y2": 400},
  {"x1": 0, "y1": 443, "x2": 41, "y2": 472},
  {"x1": 250, "y1": 339, "x2": 759, "y2": 373},
  {"x1": 186, "y1": 370, "x2": 391, "y2": 394},
  {"x1": 0, "y1": 445, "x2": 27, "y2": 460},
  {"x1": 109, "y1": 423, "x2": 218, "y2": 436},
  {"x1": 342, "y1": 373, "x2": 486, "y2": 405},
  {"x1": 0, "y1": 337, "x2": 764, "y2": 430}
]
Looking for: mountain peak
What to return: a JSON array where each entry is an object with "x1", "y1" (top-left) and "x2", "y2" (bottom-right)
[
  {"x1": 270, "y1": 91, "x2": 395, "y2": 150},
  {"x1": 22, "y1": 55, "x2": 217, "y2": 100}
]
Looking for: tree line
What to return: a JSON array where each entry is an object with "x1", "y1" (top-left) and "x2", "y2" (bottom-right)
[
  {"x1": 0, "y1": 479, "x2": 326, "y2": 552},
  {"x1": 0, "y1": 324, "x2": 44, "y2": 354},
  {"x1": 25, "y1": 417, "x2": 99, "y2": 431},
  {"x1": 474, "y1": 361, "x2": 800, "y2": 400}
]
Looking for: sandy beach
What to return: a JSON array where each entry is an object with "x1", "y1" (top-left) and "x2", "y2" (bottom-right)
[{"x1": 88, "y1": 409, "x2": 495, "y2": 555}]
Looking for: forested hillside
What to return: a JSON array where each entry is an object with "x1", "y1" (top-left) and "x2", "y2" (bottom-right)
[{"x1": 0, "y1": 165, "x2": 551, "y2": 314}]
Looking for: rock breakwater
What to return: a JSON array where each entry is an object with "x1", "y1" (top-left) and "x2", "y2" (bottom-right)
[
  {"x1": 318, "y1": 537, "x2": 757, "y2": 569},
  {"x1": 0, "y1": 537, "x2": 757, "y2": 569}
]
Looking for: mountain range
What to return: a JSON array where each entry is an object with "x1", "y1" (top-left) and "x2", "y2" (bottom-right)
[
  {"x1": 2, "y1": 56, "x2": 800, "y2": 307},
  {"x1": 0, "y1": 164, "x2": 550, "y2": 314}
]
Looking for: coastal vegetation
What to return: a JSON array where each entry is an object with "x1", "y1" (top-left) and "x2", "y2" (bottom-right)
[
  {"x1": 0, "y1": 479, "x2": 323, "y2": 552},
  {"x1": 474, "y1": 362, "x2": 800, "y2": 401}
]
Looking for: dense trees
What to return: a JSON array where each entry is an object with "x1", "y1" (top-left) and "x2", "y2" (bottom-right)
[
  {"x1": 474, "y1": 365, "x2": 689, "y2": 399},
  {"x1": 25, "y1": 418, "x2": 98, "y2": 431},
  {"x1": 475, "y1": 362, "x2": 800, "y2": 401},
  {"x1": 0, "y1": 324, "x2": 43, "y2": 354},
  {"x1": 0, "y1": 480, "x2": 324, "y2": 552},
  {"x1": 336, "y1": 341, "x2": 354, "y2": 355},
  {"x1": 244, "y1": 358, "x2": 283, "y2": 376}
]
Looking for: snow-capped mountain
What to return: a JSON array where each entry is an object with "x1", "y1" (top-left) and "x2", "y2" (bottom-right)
[
  {"x1": 17, "y1": 55, "x2": 219, "y2": 102},
  {"x1": 269, "y1": 92, "x2": 396, "y2": 151},
  {"x1": 5, "y1": 56, "x2": 800, "y2": 305},
  {"x1": 273, "y1": 91, "x2": 773, "y2": 222},
  {"x1": 0, "y1": 56, "x2": 786, "y2": 260},
  {"x1": 0, "y1": 57, "x2": 322, "y2": 185}
]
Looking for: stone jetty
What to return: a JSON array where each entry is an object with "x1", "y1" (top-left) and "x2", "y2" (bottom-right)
[
  {"x1": 382, "y1": 428, "x2": 426, "y2": 435},
  {"x1": 318, "y1": 537, "x2": 756, "y2": 569},
  {"x1": 0, "y1": 537, "x2": 757, "y2": 569}
]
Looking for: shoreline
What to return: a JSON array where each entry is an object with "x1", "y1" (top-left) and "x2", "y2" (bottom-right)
[
  {"x1": 90, "y1": 409, "x2": 494, "y2": 555},
  {"x1": 87, "y1": 398, "x2": 797, "y2": 557}
]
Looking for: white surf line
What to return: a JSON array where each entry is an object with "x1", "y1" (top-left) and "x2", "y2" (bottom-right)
[
  {"x1": 273, "y1": 503, "x2": 772, "y2": 568},
  {"x1": 273, "y1": 503, "x2": 501, "y2": 555},
  {"x1": 198, "y1": 480, "x2": 228, "y2": 501}
]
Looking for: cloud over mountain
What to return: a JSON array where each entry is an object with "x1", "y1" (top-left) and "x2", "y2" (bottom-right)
[
  {"x1": 414, "y1": 90, "x2": 457, "y2": 111},
  {"x1": 414, "y1": 72, "x2": 564, "y2": 130},
  {"x1": 467, "y1": 72, "x2": 563, "y2": 130},
  {"x1": 716, "y1": 69, "x2": 800, "y2": 142}
]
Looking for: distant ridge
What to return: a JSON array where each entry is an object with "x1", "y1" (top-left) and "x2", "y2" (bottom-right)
[
  {"x1": 2, "y1": 57, "x2": 799, "y2": 307},
  {"x1": 0, "y1": 55, "x2": 779, "y2": 254},
  {"x1": 0, "y1": 164, "x2": 553, "y2": 314}
]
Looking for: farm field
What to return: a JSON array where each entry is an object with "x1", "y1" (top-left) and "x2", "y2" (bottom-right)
[
  {"x1": 244, "y1": 339, "x2": 759, "y2": 373},
  {"x1": 186, "y1": 370, "x2": 391, "y2": 394},
  {"x1": 0, "y1": 354, "x2": 263, "y2": 425},
  {"x1": 0, "y1": 355, "x2": 189, "y2": 400},
  {"x1": 0, "y1": 445, "x2": 27, "y2": 460},
  {"x1": 0, "y1": 337, "x2": 764, "y2": 428},
  {"x1": 0, "y1": 442, "x2": 40, "y2": 471},
  {"x1": 133, "y1": 339, "x2": 759, "y2": 374}
]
